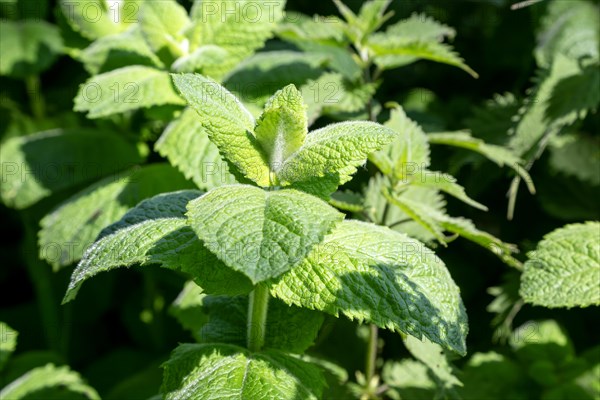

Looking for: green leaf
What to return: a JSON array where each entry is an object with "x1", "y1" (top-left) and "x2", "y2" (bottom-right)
[
  {"x1": 194, "y1": 295, "x2": 324, "y2": 353},
  {"x1": 0, "y1": 363, "x2": 100, "y2": 400},
  {"x1": 0, "y1": 322, "x2": 18, "y2": 372},
  {"x1": 404, "y1": 335, "x2": 462, "y2": 394},
  {"x1": 427, "y1": 131, "x2": 534, "y2": 194},
  {"x1": 520, "y1": 222, "x2": 600, "y2": 308},
  {"x1": 548, "y1": 133, "x2": 600, "y2": 186},
  {"x1": 382, "y1": 359, "x2": 437, "y2": 400},
  {"x1": 39, "y1": 164, "x2": 194, "y2": 270},
  {"x1": 509, "y1": 320, "x2": 577, "y2": 377},
  {"x1": 535, "y1": 0, "x2": 599, "y2": 67},
  {"x1": 139, "y1": 0, "x2": 190, "y2": 64},
  {"x1": 276, "y1": 12, "x2": 346, "y2": 45},
  {"x1": 299, "y1": 73, "x2": 377, "y2": 122},
  {"x1": 64, "y1": 190, "x2": 253, "y2": 303},
  {"x1": 155, "y1": 108, "x2": 239, "y2": 190},
  {"x1": 277, "y1": 121, "x2": 398, "y2": 195},
  {"x1": 367, "y1": 175, "x2": 520, "y2": 266},
  {"x1": 436, "y1": 215, "x2": 520, "y2": 269},
  {"x1": 0, "y1": 129, "x2": 142, "y2": 209},
  {"x1": 370, "y1": 104, "x2": 431, "y2": 178},
  {"x1": 333, "y1": 0, "x2": 393, "y2": 43},
  {"x1": 172, "y1": 73, "x2": 271, "y2": 186},
  {"x1": 223, "y1": 51, "x2": 327, "y2": 108},
  {"x1": 510, "y1": 320, "x2": 572, "y2": 353},
  {"x1": 270, "y1": 220, "x2": 468, "y2": 354},
  {"x1": 331, "y1": 0, "x2": 357, "y2": 30},
  {"x1": 171, "y1": 45, "x2": 229, "y2": 74},
  {"x1": 161, "y1": 343, "x2": 325, "y2": 400},
  {"x1": 385, "y1": 13, "x2": 456, "y2": 42},
  {"x1": 75, "y1": 66, "x2": 185, "y2": 118},
  {"x1": 255, "y1": 84, "x2": 307, "y2": 166},
  {"x1": 409, "y1": 170, "x2": 488, "y2": 211},
  {"x1": 59, "y1": 0, "x2": 132, "y2": 40},
  {"x1": 329, "y1": 190, "x2": 364, "y2": 213},
  {"x1": 79, "y1": 26, "x2": 164, "y2": 74},
  {"x1": 546, "y1": 65, "x2": 600, "y2": 121},
  {"x1": 508, "y1": 54, "x2": 584, "y2": 158},
  {"x1": 186, "y1": 185, "x2": 343, "y2": 283},
  {"x1": 0, "y1": 20, "x2": 63, "y2": 77},
  {"x1": 383, "y1": 187, "x2": 447, "y2": 244},
  {"x1": 188, "y1": 0, "x2": 285, "y2": 80},
  {"x1": 368, "y1": 32, "x2": 477, "y2": 77},
  {"x1": 365, "y1": 174, "x2": 446, "y2": 242},
  {"x1": 354, "y1": 0, "x2": 393, "y2": 37},
  {"x1": 276, "y1": 13, "x2": 360, "y2": 81}
]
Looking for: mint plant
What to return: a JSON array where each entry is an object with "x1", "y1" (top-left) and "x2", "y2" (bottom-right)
[
  {"x1": 1, "y1": 1, "x2": 598, "y2": 399},
  {"x1": 63, "y1": 77, "x2": 468, "y2": 398}
]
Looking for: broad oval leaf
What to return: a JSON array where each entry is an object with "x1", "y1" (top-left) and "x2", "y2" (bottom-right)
[
  {"x1": 161, "y1": 343, "x2": 325, "y2": 400},
  {"x1": 0, "y1": 129, "x2": 142, "y2": 209},
  {"x1": 39, "y1": 164, "x2": 194, "y2": 270},
  {"x1": 269, "y1": 220, "x2": 468, "y2": 354},
  {"x1": 520, "y1": 222, "x2": 600, "y2": 308},
  {"x1": 75, "y1": 66, "x2": 185, "y2": 118},
  {"x1": 186, "y1": 185, "x2": 344, "y2": 284},
  {"x1": 64, "y1": 190, "x2": 253, "y2": 303},
  {"x1": 172, "y1": 73, "x2": 270, "y2": 186}
]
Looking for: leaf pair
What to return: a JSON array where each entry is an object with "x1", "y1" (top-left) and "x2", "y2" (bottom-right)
[
  {"x1": 66, "y1": 186, "x2": 468, "y2": 355},
  {"x1": 173, "y1": 74, "x2": 397, "y2": 196}
]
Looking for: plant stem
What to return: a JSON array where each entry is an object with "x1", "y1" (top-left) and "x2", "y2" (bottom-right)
[
  {"x1": 25, "y1": 75, "x2": 45, "y2": 119},
  {"x1": 359, "y1": 48, "x2": 383, "y2": 396},
  {"x1": 365, "y1": 323, "x2": 379, "y2": 386},
  {"x1": 247, "y1": 284, "x2": 270, "y2": 352}
]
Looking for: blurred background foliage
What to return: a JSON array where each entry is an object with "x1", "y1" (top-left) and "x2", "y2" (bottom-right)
[{"x1": 0, "y1": 0, "x2": 598, "y2": 399}]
